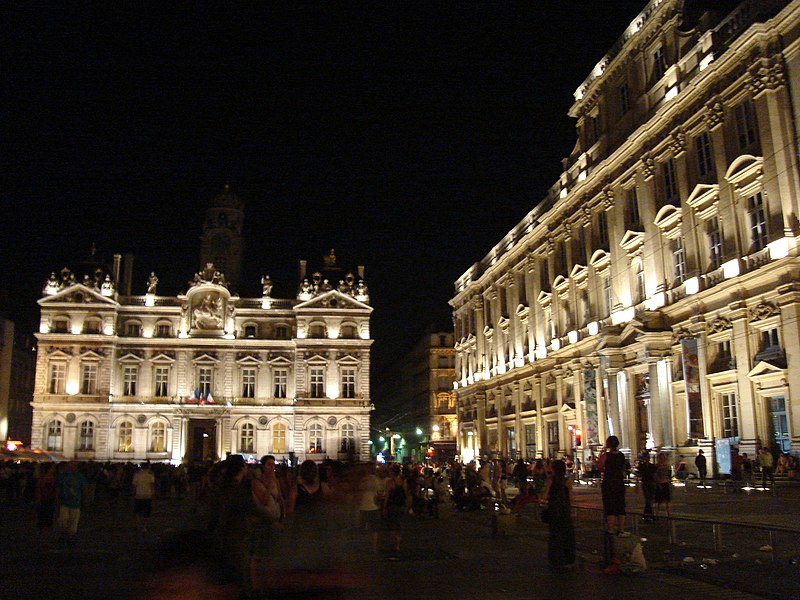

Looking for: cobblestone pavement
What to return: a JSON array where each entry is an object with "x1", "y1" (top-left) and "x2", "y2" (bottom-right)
[{"x1": 1, "y1": 481, "x2": 798, "y2": 600}]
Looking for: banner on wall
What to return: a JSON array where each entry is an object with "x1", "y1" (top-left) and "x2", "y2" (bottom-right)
[
  {"x1": 583, "y1": 368, "x2": 599, "y2": 446},
  {"x1": 681, "y1": 336, "x2": 704, "y2": 439}
]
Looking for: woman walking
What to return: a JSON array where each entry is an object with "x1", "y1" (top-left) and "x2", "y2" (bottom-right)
[{"x1": 542, "y1": 460, "x2": 575, "y2": 568}]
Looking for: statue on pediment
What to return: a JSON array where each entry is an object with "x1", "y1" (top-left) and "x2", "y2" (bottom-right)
[
  {"x1": 190, "y1": 263, "x2": 228, "y2": 289},
  {"x1": 261, "y1": 275, "x2": 273, "y2": 297},
  {"x1": 44, "y1": 272, "x2": 60, "y2": 294},
  {"x1": 101, "y1": 275, "x2": 114, "y2": 295}
]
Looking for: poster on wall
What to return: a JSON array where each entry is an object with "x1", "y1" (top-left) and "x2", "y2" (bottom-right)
[
  {"x1": 583, "y1": 368, "x2": 599, "y2": 445},
  {"x1": 681, "y1": 336, "x2": 704, "y2": 439}
]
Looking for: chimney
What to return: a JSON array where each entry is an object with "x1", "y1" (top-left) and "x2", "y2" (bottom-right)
[
  {"x1": 122, "y1": 253, "x2": 134, "y2": 295},
  {"x1": 298, "y1": 260, "x2": 307, "y2": 282},
  {"x1": 112, "y1": 254, "x2": 122, "y2": 286}
]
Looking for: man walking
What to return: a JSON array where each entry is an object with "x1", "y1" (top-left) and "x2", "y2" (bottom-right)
[
  {"x1": 695, "y1": 449, "x2": 707, "y2": 481},
  {"x1": 56, "y1": 462, "x2": 88, "y2": 545}
]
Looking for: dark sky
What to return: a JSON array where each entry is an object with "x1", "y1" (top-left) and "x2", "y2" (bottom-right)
[{"x1": 2, "y1": 2, "x2": 639, "y2": 375}]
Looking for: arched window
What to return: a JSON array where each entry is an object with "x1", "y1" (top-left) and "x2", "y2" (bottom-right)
[
  {"x1": 83, "y1": 318, "x2": 101, "y2": 334},
  {"x1": 308, "y1": 323, "x2": 326, "y2": 339},
  {"x1": 340, "y1": 324, "x2": 358, "y2": 339},
  {"x1": 240, "y1": 422, "x2": 255, "y2": 453},
  {"x1": 51, "y1": 317, "x2": 70, "y2": 334},
  {"x1": 272, "y1": 422, "x2": 287, "y2": 454},
  {"x1": 150, "y1": 422, "x2": 166, "y2": 452},
  {"x1": 118, "y1": 421, "x2": 134, "y2": 452},
  {"x1": 340, "y1": 423, "x2": 356, "y2": 453},
  {"x1": 78, "y1": 420, "x2": 94, "y2": 451},
  {"x1": 46, "y1": 419, "x2": 63, "y2": 451},
  {"x1": 309, "y1": 423, "x2": 324, "y2": 453}
]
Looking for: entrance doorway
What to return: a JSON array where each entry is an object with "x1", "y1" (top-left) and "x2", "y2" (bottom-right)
[
  {"x1": 187, "y1": 419, "x2": 217, "y2": 463},
  {"x1": 768, "y1": 396, "x2": 790, "y2": 453}
]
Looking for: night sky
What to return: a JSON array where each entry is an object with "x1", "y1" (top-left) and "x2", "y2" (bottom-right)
[{"x1": 3, "y1": 2, "x2": 639, "y2": 378}]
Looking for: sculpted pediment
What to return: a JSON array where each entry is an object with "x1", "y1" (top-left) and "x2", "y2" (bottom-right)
[
  {"x1": 39, "y1": 283, "x2": 118, "y2": 307},
  {"x1": 294, "y1": 290, "x2": 371, "y2": 311}
]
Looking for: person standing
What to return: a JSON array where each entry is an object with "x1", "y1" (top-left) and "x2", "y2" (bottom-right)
[
  {"x1": 654, "y1": 452, "x2": 672, "y2": 519},
  {"x1": 542, "y1": 460, "x2": 575, "y2": 568},
  {"x1": 35, "y1": 463, "x2": 58, "y2": 544},
  {"x1": 56, "y1": 462, "x2": 88, "y2": 545},
  {"x1": 695, "y1": 449, "x2": 707, "y2": 482},
  {"x1": 596, "y1": 435, "x2": 626, "y2": 535},
  {"x1": 758, "y1": 447, "x2": 775, "y2": 488},
  {"x1": 637, "y1": 453, "x2": 656, "y2": 522},
  {"x1": 132, "y1": 463, "x2": 156, "y2": 534}
]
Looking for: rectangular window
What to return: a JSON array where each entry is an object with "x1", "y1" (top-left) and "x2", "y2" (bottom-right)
[
  {"x1": 597, "y1": 212, "x2": 609, "y2": 249},
  {"x1": 273, "y1": 368, "x2": 287, "y2": 398},
  {"x1": 635, "y1": 262, "x2": 646, "y2": 303},
  {"x1": 241, "y1": 368, "x2": 256, "y2": 398},
  {"x1": 154, "y1": 367, "x2": 169, "y2": 397},
  {"x1": 761, "y1": 327, "x2": 780, "y2": 351},
  {"x1": 696, "y1": 131, "x2": 714, "y2": 178},
  {"x1": 310, "y1": 367, "x2": 325, "y2": 398},
  {"x1": 653, "y1": 46, "x2": 667, "y2": 81},
  {"x1": 721, "y1": 392, "x2": 739, "y2": 438},
  {"x1": 663, "y1": 158, "x2": 678, "y2": 203},
  {"x1": 341, "y1": 367, "x2": 356, "y2": 399},
  {"x1": 156, "y1": 324, "x2": 171, "y2": 338},
  {"x1": 673, "y1": 236, "x2": 687, "y2": 284},
  {"x1": 734, "y1": 101, "x2": 757, "y2": 149},
  {"x1": 272, "y1": 424, "x2": 287, "y2": 454},
  {"x1": 525, "y1": 424, "x2": 536, "y2": 457},
  {"x1": 546, "y1": 421, "x2": 559, "y2": 457},
  {"x1": 707, "y1": 217, "x2": 723, "y2": 269},
  {"x1": 126, "y1": 322, "x2": 141, "y2": 337},
  {"x1": 619, "y1": 82, "x2": 630, "y2": 114},
  {"x1": 123, "y1": 366, "x2": 138, "y2": 396},
  {"x1": 198, "y1": 367, "x2": 213, "y2": 397},
  {"x1": 240, "y1": 424, "x2": 255, "y2": 453},
  {"x1": 49, "y1": 363, "x2": 66, "y2": 394},
  {"x1": 81, "y1": 363, "x2": 98, "y2": 395},
  {"x1": 748, "y1": 192, "x2": 768, "y2": 251},
  {"x1": 150, "y1": 423, "x2": 166, "y2": 453},
  {"x1": 603, "y1": 275, "x2": 612, "y2": 317},
  {"x1": 626, "y1": 187, "x2": 640, "y2": 228},
  {"x1": 506, "y1": 427, "x2": 516, "y2": 458},
  {"x1": 79, "y1": 421, "x2": 94, "y2": 451}
]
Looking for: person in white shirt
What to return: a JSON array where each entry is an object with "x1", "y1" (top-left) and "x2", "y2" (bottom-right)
[{"x1": 132, "y1": 463, "x2": 156, "y2": 533}]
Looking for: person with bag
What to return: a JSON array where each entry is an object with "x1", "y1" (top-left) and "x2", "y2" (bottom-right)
[{"x1": 541, "y1": 460, "x2": 575, "y2": 568}]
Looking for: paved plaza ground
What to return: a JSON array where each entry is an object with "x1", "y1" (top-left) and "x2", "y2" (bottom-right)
[{"x1": 1, "y1": 479, "x2": 799, "y2": 599}]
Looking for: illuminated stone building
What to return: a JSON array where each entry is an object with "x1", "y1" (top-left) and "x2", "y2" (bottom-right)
[
  {"x1": 451, "y1": 0, "x2": 800, "y2": 465},
  {"x1": 31, "y1": 190, "x2": 373, "y2": 463}
]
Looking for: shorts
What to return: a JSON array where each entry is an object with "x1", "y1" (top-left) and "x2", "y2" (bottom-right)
[{"x1": 134, "y1": 498, "x2": 153, "y2": 517}]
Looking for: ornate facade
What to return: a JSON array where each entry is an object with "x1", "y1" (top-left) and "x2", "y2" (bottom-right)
[
  {"x1": 31, "y1": 192, "x2": 373, "y2": 463},
  {"x1": 451, "y1": 0, "x2": 800, "y2": 465}
]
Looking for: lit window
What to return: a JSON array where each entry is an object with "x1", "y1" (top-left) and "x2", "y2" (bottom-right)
[
  {"x1": 241, "y1": 368, "x2": 256, "y2": 398},
  {"x1": 123, "y1": 366, "x2": 138, "y2": 396},
  {"x1": 81, "y1": 363, "x2": 98, "y2": 395},
  {"x1": 240, "y1": 422, "x2": 255, "y2": 453},
  {"x1": 273, "y1": 368, "x2": 288, "y2": 399},
  {"x1": 47, "y1": 420, "x2": 63, "y2": 451},
  {"x1": 78, "y1": 420, "x2": 94, "y2": 451},
  {"x1": 150, "y1": 422, "x2": 166, "y2": 452},
  {"x1": 341, "y1": 367, "x2": 356, "y2": 399},
  {"x1": 748, "y1": 192, "x2": 768, "y2": 251},
  {"x1": 707, "y1": 217, "x2": 723, "y2": 270},
  {"x1": 310, "y1": 367, "x2": 325, "y2": 398},
  {"x1": 49, "y1": 363, "x2": 66, "y2": 394},
  {"x1": 118, "y1": 421, "x2": 133, "y2": 452},
  {"x1": 309, "y1": 423, "x2": 324, "y2": 453},
  {"x1": 721, "y1": 392, "x2": 739, "y2": 438},
  {"x1": 272, "y1": 422, "x2": 287, "y2": 454},
  {"x1": 154, "y1": 367, "x2": 169, "y2": 397},
  {"x1": 198, "y1": 367, "x2": 213, "y2": 397},
  {"x1": 340, "y1": 423, "x2": 356, "y2": 453},
  {"x1": 673, "y1": 237, "x2": 687, "y2": 284},
  {"x1": 653, "y1": 46, "x2": 667, "y2": 81}
]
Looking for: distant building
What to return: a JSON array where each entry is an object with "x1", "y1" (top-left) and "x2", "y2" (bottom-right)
[
  {"x1": 31, "y1": 188, "x2": 373, "y2": 463},
  {"x1": 451, "y1": 0, "x2": 800, "y2": 464},
  {"x1": 0, "y1": 319, "x2": 36, "y2": 445},
  {"x1": 377, "y1": 329, "x2": 456, "y2": 462}
]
